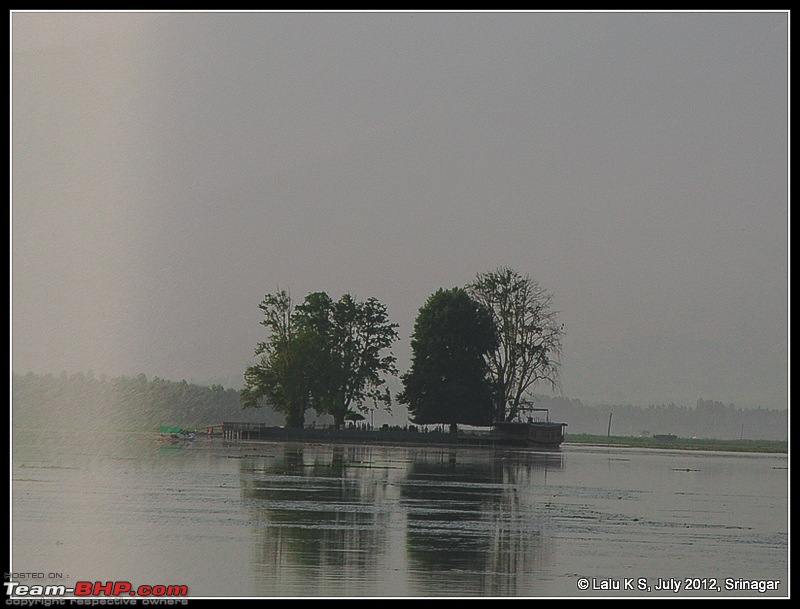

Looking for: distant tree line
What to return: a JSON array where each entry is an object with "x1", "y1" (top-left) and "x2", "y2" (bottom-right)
[
  {"x1": 531, "y1": 395, "x2": 788, "y2": 441},
  {"x1": 11, "y1": 371, "x2": 282, "y2": 431},
  {"x1": 11, "y1": 372, "x2": 787, "y2": 440}
]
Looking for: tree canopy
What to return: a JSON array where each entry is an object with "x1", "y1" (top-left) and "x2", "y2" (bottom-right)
[
  {"x1": 295, "y1": 292, "x2": 399, "y2": 429},
  {"x1": 242, "y1": 289, "x2": 399, "y2": 428},
  {"x1": 241, "y1": 290, "x2": 311, "y2": 428},
  {"x1": 466, "y1": 267, "x2": 564, "y2": 422},
  {"x1": 398, "y1": 287, "x2": 497, "y2": 431}
]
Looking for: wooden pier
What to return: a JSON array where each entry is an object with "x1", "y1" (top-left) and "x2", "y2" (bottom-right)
[{"x1": 214, "y1": 421, "x2": 563, "y2": 449}]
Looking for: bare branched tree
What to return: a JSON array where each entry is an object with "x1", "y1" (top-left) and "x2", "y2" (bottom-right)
[{"x1": 467, "y1": 268, "x2": 564, "y2": 422}]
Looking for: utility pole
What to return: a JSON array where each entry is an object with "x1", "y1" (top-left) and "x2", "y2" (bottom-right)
[{"x1": 607, "y1": 413, "x2": 613, "y2": 438}]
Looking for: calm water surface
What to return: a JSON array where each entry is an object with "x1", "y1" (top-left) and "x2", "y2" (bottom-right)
[{"x1": 11, "y1": 429, "x2": 788, "y2": 597}]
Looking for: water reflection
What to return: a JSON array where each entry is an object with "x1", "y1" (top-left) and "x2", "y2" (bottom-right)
[
  {"x1": 400, "y1": 449, "x2": 561, "y2": 596},
  {"x1": 11, "y1": 430, "x2": 786, "y2": 597},
  {"x1": 401, "y1": 451, "x2": 501, "y2": 574},
  {"x1": 241, "y1": 444, "x2": 398, "y2": 595},
  {"x1": 239, "y1": 444, "x2": 564, "y2": 596}
]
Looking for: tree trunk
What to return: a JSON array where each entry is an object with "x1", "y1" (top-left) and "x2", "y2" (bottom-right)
[{"x1": 285, "y1": 409, "x2": 305, "y2": 429}]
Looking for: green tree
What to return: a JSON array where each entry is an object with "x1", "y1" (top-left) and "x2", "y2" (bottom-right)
[
  {"x1": 295, "y1": 292, "x2": 399, "y2": 429},
  {"x1": 399, "y1": 288, "x2": 497, "y2": 431},
  {"x1": 466, "y1": 267, "x2": 564, "y2": 422},
  {"x1": 241, "y1": 290, "x2": 312, "y2": 428}
]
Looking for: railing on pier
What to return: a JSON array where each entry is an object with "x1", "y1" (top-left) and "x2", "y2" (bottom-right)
[
  {"x1": 218, "y1": 422, "x2": 504, "y2": 447},
  {"x1": 220, "y1": 421, "x2": 266, "y2": 440}
]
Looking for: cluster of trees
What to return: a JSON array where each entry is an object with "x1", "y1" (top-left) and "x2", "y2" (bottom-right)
[
  {"x1": 242, "y1": 267, "x2": 564, "y2": 430},
  {"x1": 241, "y1": 291, "x2": 399, "y2": 429}
]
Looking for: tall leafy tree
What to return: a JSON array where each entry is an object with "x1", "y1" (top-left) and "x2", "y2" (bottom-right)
[
  {"x1": 466, "y1": 267, "x2": 564, "y2": 422},
  {"x1": 295, "y1": 292, "x2": 399, "y2": 429},
  {"x1": 241, "y1": 290, "x2": 311, "y2": 428},
  {"x1": 242, "y1": 290, "x2": 399, "y2": 429},
  {"x1": 399, "y1": 288, "x2": 497, "y2": 431}
]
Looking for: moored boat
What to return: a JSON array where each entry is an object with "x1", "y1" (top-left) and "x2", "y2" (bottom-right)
[
  {"x1": 492, "y1": 408, "x2": 567, "y2": 448},
  {"x1": 156, "y1": 426, "x2": 197, "y2": 444}
]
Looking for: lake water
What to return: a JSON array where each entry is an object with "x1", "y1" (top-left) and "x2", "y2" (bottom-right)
[{"x1": 11, "y1": 430, "x2": 789, "y2": 598}]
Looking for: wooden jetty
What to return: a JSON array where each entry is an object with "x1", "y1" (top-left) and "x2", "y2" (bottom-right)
[{"x1": 214, "y1": 420, "x2": 565, "y2": 449}]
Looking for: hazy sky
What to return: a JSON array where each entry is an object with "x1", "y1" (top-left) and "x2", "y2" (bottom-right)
[{"x1": 11, "y1": 11, "x2": 789, "y2": 413}]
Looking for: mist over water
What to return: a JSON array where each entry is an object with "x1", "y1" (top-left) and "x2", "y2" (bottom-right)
[{"x1": 12, "y1": 430, "x2": 788, "y2": 597}]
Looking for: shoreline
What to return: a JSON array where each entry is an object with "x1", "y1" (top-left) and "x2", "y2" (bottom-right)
[
  {"x1": 197, "y1": 424, "x2": 787, "y2": 454},
  {"x1": 563, "y1": 433, "x2": 788, "y2": 454},
  {"x1": 212, "y1": 423, "x2": 558, "y2": 449}
]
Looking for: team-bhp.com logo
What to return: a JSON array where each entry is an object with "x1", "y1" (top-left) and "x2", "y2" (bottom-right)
[{"x1": 5, "y1": 581, "x2": 188, "y2": 598}]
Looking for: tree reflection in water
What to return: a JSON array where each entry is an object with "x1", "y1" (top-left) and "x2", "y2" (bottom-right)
[
  {"x1": 240, "y1": 444, "x2": 396, "y2": 595},
  {"x1": 400, "y1": 449, "x2": 562, "y2": 596},
  {"x1": 239, "y1": 443, "x2": 563, "y2": 596}
]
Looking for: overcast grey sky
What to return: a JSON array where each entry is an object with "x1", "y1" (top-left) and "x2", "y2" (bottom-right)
[{"x1": 11, "y1": 11, "x2": 788, "y2": 413}]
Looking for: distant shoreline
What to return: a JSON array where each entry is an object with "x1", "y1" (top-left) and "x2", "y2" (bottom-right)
[{"x1": 564, "y1": 433, "x2": 788, "y2": 454}]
